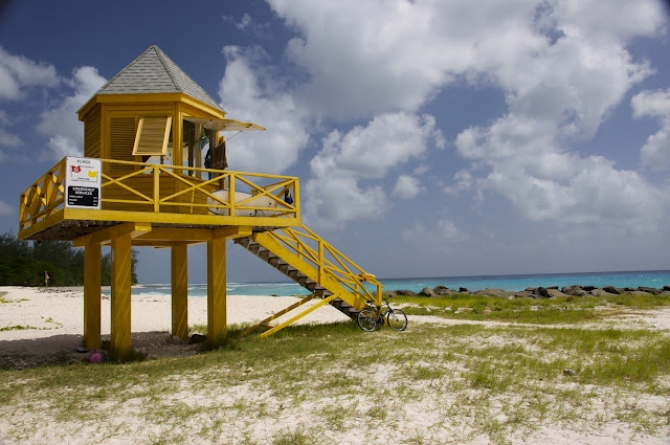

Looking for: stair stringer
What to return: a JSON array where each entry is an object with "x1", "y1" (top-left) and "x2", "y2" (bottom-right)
[{"x1": 250, "y1": 231, "x2": 370, "y2": 313}]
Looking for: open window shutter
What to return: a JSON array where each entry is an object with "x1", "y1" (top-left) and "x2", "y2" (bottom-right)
[{"x1": 132, "y1": 116, "x2": 172, "y2": 156}]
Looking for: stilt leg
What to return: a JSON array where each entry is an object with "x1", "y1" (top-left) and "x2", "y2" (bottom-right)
[
  {"x1": 207, "y1": 235, "x2": 226, "y2": 345},
  {"x1": 83, "y1": 242, "x2": 101, "y2": 350},
  {"x1": 171, "y1": 244, "x2": 188, "y2": 340},
  {"x1": 111, "y1": 232, "x2": 132, "y2": 355}
]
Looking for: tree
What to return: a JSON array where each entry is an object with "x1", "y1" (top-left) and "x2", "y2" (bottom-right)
[{"x1": 0, "y1": 232, "x2": 139, "y2": 286}]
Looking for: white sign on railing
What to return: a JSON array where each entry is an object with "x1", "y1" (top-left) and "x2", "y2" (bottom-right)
[{"x1": 65, "y1": 157, "x2": 101, "y2": 209}]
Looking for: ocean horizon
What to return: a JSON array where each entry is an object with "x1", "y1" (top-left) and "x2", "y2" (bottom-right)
[{"x1": 118, "y1": 269, "x2": 670, "y2": 298}]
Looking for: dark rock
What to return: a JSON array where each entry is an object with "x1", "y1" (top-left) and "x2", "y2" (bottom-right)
[
  {"x1": 664, "y1": 286, "x2": 670, "y2": 291},
  {"x1": 474, "y1": 288, "x2": 509, "y2": 298},
  {"x1": 547, "y1": 286, "x2": 559, "y2": 290},
  {"x1": 432, "y1": 285, "x2": 451, "y2": 295},
  {"x1": 603, "y1": 286, "x2": 623, "y2": 295},
  {"x1": 536, "y1": 287, "x2": 552, "y2": 298},
  {"x1": 590, "y1": 288, "x2": 610, "y2": 296},
  {"x1": 418, "y1": 287, "x2": 435, "y2": 297},
  {"x1": 513, "y1": 290, "x2": 535, "y2": 299},
  {"x1": 582, "y1": 286, "x2": 596, "y2": 292},
  {"x1": 562, "y1": 285, "x2": 587, "y2": 296},
  {"x1": 458, "y1": 287, "x2": 470, "y2": 293},
  {"x1": 639, "y1": 286, "x2": 662, "y2": 295},
  {"x1": 395, "y1": 289, "x2": 417, "y2": 296},
  {"x1": 189, "y1": 333, "x2": 208, "y2": 344},
  {"x1": 547, "y1": 288, "x2": 568, "y2": 298}
]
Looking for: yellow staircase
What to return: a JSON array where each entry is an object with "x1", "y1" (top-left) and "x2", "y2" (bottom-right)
[{"x1": 235, "y1": 224, "x2": 382, "y2": 338}]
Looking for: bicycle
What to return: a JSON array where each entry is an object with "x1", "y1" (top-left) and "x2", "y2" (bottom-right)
[{"x1": 357, "y1": 298, "x2": 408, "y2": 332}]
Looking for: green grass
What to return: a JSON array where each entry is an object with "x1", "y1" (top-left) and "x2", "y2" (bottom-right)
[
  {"x1": 1, "y1": 299, "x2": 669, "y2": 444},
  {"x1": 0, "y1": 292, "x2": 28, "y2": 304},
  {"x1": 0, "y1": 325, "x2": 42, "y2": 331},
  {"x1": 394, "y1": 293, "x2": 670, "y2": 324}
]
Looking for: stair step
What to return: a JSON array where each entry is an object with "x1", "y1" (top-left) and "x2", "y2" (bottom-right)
[
  {"x1": 235, "y1": 238, "x2": 251, "y2": 248},
  {"x1": 237, "y1": 235, "x2": 362, "y2": 321}
]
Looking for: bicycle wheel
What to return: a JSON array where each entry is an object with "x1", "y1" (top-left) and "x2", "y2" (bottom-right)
[
  {"x1": 386, "y1": 309, "x2": 408, "y2": 331},
  {"x1": 357, "y1": 308, "x2": 378, "y2": 332}
]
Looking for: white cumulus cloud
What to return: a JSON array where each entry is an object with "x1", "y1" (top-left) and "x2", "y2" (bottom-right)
[
  {"x1": 0, "y1": 46, "x2": 59, "y2": 100},
  {"x1": 393, "y1": 175, "x2": 423, "y2": 200},
  {"x1": 632, "y1": 88, "x2": 670, "y2": 170},
  {"x1": 218, "y1": 46, "x2": 310, "y2": 174},
  {"x1": 227, "y1": 0, "x2": 668, "y2": 235},
  {"x1": 305, "y1": 112, "x2": 440, "y2": 228},
  {"x1": 37, "y1": 66, "x2": 106, "y2": 160}
]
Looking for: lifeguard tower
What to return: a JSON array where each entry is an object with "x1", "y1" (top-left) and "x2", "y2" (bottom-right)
[{"x1": 18, "y1": 46, "x2": 381, "y2": 355}]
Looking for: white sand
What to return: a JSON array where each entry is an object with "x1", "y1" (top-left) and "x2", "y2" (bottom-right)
[
  {"x1": 0, "y1": 286, "x2": 350, "y2": 361},
  {"x1": 2, "y1": 287, "x2": 669, "y2": 445}
]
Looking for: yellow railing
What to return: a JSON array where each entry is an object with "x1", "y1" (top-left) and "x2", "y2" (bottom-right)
[
  {"x1": 263, "y1": 224, "x2": 383, "y2": 306},
  {"x1": 19, "y1": 158, "x2": 67, "y2": 232},
  {"x1": 19, "y1": 157, "x2": 299, "y2": 232}
]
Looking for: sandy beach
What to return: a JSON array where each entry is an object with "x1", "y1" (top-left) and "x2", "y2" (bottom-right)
[
  {"x1": 0, "y1": 286, "x2": 350, "y2": 365},
  {"x1": 2, "y1": 286, "x2": 669, "y2": 445}
]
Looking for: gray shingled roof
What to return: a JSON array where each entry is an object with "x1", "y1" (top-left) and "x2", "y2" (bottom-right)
[{"x1": 95, "y1": 45, "x2": 223, "y2": 111}]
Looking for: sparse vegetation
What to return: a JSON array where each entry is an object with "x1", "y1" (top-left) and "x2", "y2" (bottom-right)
[
  {"x1": 395, "y1": 293, "x2": 670, "y2": 324},
  {"x1": 1, "y1": 296, "x2": 669, "y2": 444}
]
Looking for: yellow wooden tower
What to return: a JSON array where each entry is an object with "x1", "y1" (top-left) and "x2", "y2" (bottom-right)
[{"x1": 18, "y1": 45, "x2": 381, "y2": 356}]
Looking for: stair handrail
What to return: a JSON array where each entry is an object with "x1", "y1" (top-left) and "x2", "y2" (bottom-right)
[{"x1": 264, "y1": 224, "x2": 382, "y2": 305}]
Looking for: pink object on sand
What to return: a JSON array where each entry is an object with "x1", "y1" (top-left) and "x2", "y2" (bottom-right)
[{"x1": 87, "y1": 350, "x2": 103, "y2": 364}]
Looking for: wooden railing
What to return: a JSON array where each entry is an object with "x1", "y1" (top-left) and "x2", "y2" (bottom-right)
[
  {"x1": 19, "y1": 157, "x2": 299, "y2": 232},
  {"x1": 264, "y1": 224, "x2": 383, "y2": 306},
  {"x1": 19, "y1": 158, "x2": 67, "y2": 232}
]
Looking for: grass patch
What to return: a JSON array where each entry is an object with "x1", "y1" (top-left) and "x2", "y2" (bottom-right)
[
  {"x1": 0, "y1": 325, "x2": 42, "y2": 331},
  {"x1": 1, "y1": 312, "x2": 669, "y2": 444},
  {"x1": 395, "y1": 293, "x2": 670, "y2": 324},
  {"x1": 0, "y1": 293, "x2": 28, "y2": 304}
]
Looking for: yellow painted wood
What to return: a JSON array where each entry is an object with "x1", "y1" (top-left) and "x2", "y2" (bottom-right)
[
  {"x1": 135, "y1": 227, "x2": 215, "y2": 242},
  {"x1": 214, "y1": 225, "x2": 253, "y2": 240},
  {"x1": 73, "y1": 222, "x2": 152, "y2": 247},
  {"x1": 132, "y1": 116, "x2": 172, "y2": 156},
  {"x1": 252, "y1": 231, "x2": 359, "y2": 304},
  {"x1": 207, "y1": 234, "x2": 226, "y2": 345},
  {"x1": 17, "y1": 208, "x2": 65, "y2": 240},
  {"x1": 78, "y1": 93, "x2": 226, "y2": 121},
  {"x1": 111, "y1": 231, "x2": 132, "y2": 354},
  {"x1": 258, "y1": 294, "x2": 338, "y2": 339},
  {"x1": 83, "y1": 241, "x2": 102, "y2": 350},
  {"x1": 84, "y1": 106, "x2": 101, "y2": 158},
  {"x1": 241, "y1": 294, "x2": 317, "y2": 336},
  {"x1": 171, "y1": 244, "x2": 188, "y2": 340},
  {"x1": 109, "y1": 117, "x2": 137, "y2": 175}
]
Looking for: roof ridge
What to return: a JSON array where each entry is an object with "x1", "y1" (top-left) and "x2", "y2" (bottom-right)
[{"x1": 152, "y1": 45, "x2": 181, "y2": 93}]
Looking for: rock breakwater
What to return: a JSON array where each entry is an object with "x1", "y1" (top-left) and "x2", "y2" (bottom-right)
[{"x1": 386, "y1": 284, "x2": 670, "y2": 299}]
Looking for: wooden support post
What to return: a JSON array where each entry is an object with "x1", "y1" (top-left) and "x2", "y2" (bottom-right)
[
  {"x1": 83, "y1": 241, "x2": 101, "y2": 350},
  {"x1": 110, "y1": 231, "x2": 132, "y2": 355},
  {"x1": 171, "y1": 244, "x2": 188, "y2": 340},
  {"x1": 207, "y1": 234, "x2": 226, "y2": 346}
]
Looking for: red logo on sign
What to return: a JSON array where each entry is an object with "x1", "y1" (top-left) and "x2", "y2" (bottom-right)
[{"x1": 71, "y1": 166, "x2": 81, "y2": 173}]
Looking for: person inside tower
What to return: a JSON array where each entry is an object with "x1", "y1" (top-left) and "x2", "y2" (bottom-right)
[{"x1": 204, "y1": 133, "x2": 227, "y2": 179}]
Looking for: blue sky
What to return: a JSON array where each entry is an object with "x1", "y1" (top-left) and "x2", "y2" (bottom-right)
[{"x1": 0, "y1": 0, "x2": 669, "y2": 284}]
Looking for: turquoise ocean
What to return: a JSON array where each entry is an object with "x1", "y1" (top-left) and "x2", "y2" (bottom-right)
[{"x1": 121, "y1": 270, "x2": 670, "y2": 298}]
